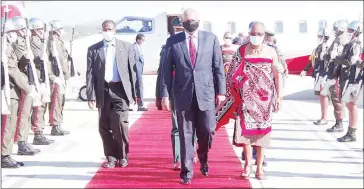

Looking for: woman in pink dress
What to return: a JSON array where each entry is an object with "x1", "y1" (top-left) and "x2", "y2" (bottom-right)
[{"x1": 220, "y1": 22, "x2": 281, "y2": 180}]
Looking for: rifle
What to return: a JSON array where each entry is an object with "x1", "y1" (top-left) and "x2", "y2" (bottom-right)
[
  {"x1": 49, "y1": 22, "x2": 66, "y2": 95},
  {"x1": 40, "y1": 23, "x2": 51, "y2": 103},
  {"x1": 24, "y1": 18, "x2": 42, "y2": 107},
  {"x1": 68, "y1": 27, "x2": 78, "y2": 77},
  {"x1": 1, "y1": 5, "x2": 11, "y2": 115}
]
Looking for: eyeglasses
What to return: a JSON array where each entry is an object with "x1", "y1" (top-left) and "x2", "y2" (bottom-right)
[
  {"x1": 318, "y1": 35, "x2": 329, "y2": 40},
  {"x1": 224, "y1": 37, "x2": 232, "y2": 39},
  {"x1": 250, "y1": 32, "x2": 264, "y2": 37}
]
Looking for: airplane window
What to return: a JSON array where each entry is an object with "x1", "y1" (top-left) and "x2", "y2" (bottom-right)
[
  {"x1": 299, "y1": 20, "x2": 307, "y2": 33},
  {"x1": 115, "y1": 17, "x2": 153, "y2": 33},
  {"x1": 227, "y1": 21, "x2": 236, "y2": 34},
  {"x1": 275, "y1": 21, "x2": 283, "y2": 34},
  {"x1": 203, "y1": 21, "x2": 212, "y2": 32},
  {"x1": 318, "y1": 19, "x2": 328, "y2": 29}
]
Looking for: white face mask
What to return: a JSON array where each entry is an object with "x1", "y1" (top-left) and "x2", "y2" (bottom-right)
[
  {"x1": 223, "y1": 38, "x2": 232, "y2": 45},
  {"x1": 249, "y1": 35, "x2": 264, "y2": 46},
  {"x1": 347, "y1": 32, "x2": 354, "y2": 40},
  {"x1": 102, "y1": 31, "x2": 115, "y2": 41},
  {"x1": 317, "y1": 38, "x2": 323, "y2": 45},
  {"x1": 7, "y1": 32, "x2": 17, "y2": 43}
]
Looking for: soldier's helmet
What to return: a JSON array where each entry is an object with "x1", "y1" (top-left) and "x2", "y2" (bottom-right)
[
  {"x1": 29, "y1": 18, "x2": 44, "y2": 30},
  {"x1": 317, "y1": 28, "x2": 330, "y2": 37},
  {"x1": 11, "y1": 16, "x2": 26, "y2": 30},
  {"x1": 336, "y1": 19, "x2": 348, "y2": 31},
  {"x1": 348, "y1": 21, "x2": 363, "y2": 33},
  {"x1": 2, "y1": 19, "x2": 14, "y2": 32},
  {"x1": 49, "y1": 20, "x2": 62, "y2": 30}
]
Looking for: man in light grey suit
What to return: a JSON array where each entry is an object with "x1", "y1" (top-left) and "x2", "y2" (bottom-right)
[
  {"x1": 160, "y1": 8, "x2": 226, "y2": 184},
  {"x1": 132, "y1": 34, "x2": 148, "y2": 111},
  {"x1": 86, "y1": 20, "x2": 136, "y2": 168}
]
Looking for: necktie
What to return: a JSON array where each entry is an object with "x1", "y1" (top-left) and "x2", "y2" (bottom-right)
[
  {"x1": 105, "y1": 44, "x2": 114, "y2": 82},
  {"x1": 189, "y1": 36, "x2": 197, "y2": 67}
]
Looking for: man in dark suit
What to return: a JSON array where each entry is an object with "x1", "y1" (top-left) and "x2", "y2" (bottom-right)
[
  {"x1": 132, "y1": 34, "x2": 148, "y2": 111},
  {"x1": 86, "y1": 20, "x2": 136, "y2": 168},
  {"x1": 160, "y1": 8, "x2": 226, "y2": 184}
]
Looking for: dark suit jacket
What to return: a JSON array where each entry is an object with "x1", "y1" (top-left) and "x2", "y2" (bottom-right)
[
  {"x1": 86, "y1": 39, "x2": 137, "y2": 108},
  {"x1": 132, "y1": 42, "x2": 144, "y2": 74},
  {"x1": 160, "y1": 31, "x2": 226, "y2": 111}
]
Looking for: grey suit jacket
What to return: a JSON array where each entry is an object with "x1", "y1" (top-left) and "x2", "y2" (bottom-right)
[
  {"x1": 132, "y1": 42, "x2": 144, "y2": 74},
  {"x1": 160, "y1": 31, "x2": 226, "y2": 111},
  {"x1": 86, "y1": 39, "x2": 137, "y2": 108}
]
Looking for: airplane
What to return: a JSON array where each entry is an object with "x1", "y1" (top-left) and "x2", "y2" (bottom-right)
[{"x1": 1, "y1": 1, "x2": 363, "y2": 100}]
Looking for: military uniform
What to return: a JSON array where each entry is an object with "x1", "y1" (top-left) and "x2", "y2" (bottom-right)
[
  {"x1": 47, "y1": 35, "x2": 70, "y2": 135},
  {"x1": 30, "y1": 35, "x2": 54, "y2": 145},
  {"x1": 335, "y1": 37, "x2": 362, "y2": 142},
  {"x1": 321, "y1": 33, "x2": 349, "y2": 132},
  {"x1": 303, "y1": 44, "x2": 325, "y2": 95},
  {"x1": 12, "y1": 36, "x2": 41, "y2": 155}
]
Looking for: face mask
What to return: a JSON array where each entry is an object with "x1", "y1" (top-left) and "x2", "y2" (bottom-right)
[
  {"x1": 182, "y1": 21, "x2": 199, "y2": 33},
  {"x1": 7, "y1": 32, "x2": 17, "y2": 43},
  {"x1": 347, "y1": 33, "x2": 354, "y2": 40},
  {"x1": 223, "y1": 39, "x2": 232, "y2": 45},
  {"x1": 249, "y1": 35, "x2": 264, "y2": 46},
  {"x1": 102, "y1": 31, "x2": 115, "y2": 41},
  {"x1": 317, "y1": 38, "x2": 323, "y2": 45}
]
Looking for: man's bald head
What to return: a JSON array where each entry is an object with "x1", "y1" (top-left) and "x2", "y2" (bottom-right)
[
  {"x1": 249, "y1": 22, "x2": 265, "y2": 36},
  {"x1": 182, "y1": 8, "x2": 199, "y2": 22}
]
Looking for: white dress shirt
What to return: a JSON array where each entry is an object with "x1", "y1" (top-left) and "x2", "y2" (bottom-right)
[
  {"x1": 185, "y1": 30, "x2": 199, "y2": 54},
  {"x1": 103, "y1": 39, "x2": 120, "y2": 82}
]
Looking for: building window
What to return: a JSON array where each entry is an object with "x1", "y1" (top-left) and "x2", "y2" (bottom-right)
[
  {"x1": 227, "y1": 21, "x2": 236, "y2": 34},
  {"x1": 318, "y1": 19, "x2": 328, "y2": 29},
  {"x1": 275, "y1": 21, "x2": 283, "y2": 34},
  {"x1": 299, "y1": 20, "x2": 307, "y2": 33},
  {"x1": 115, "y1": 16, "x2": 154, "y2": 33},
  {"x1": 203, "y1": 21, "x2": 212, "y2": 32}
]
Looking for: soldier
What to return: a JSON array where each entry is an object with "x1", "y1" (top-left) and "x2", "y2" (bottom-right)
[
  {"x1": 300, "y1": 28, "x2": 330, "y2": 124},
  {"x1": 29, "y1": 17, "x2": 54, "y2": 145},
  {"x1": 320, "y1": 20, "x2": 349, "y2": 132},
  {"x1": 335, "y1": 21, "x2": 363, "y2": 142},
  {"x1": 12, "y1": 16, "x2": 41, "y2": 155},
  {"x1": 47, "y1": 20, "x2": 70, "y2": 135},
  {"x1": 2, "y1": 17, "x2": 34, "y2": 168}
]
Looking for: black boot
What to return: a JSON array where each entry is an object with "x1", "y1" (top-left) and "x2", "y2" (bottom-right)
[
  {"x1": 1, "y1": 155, "x2": 20, "y2": 168},
  {"x1": 337, "y1": 127, "x2": 356, "y2": 142},
  {"x1": 17, "y1": 141, "x2": 39, "y2": 155},
  {"x1": 326, "y1": 120, "x2": 344, "y2": 132},
  {"x1": 33, "y1": 131, "x2": 55, "y2": 145},
  {"x1": 51, "y1": 125, "x2": 70, "y2": 136}
]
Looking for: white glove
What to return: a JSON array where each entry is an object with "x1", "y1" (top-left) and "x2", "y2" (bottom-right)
[
  {"x1": 53, "y1": 77, "x2": 64, "y2": 85},
  {"x1": 300, "y1": 70, "x2": 307, "y2": 77},
  {"x1": 327, "y1": 79, "x2": 336, "y2": 86}
]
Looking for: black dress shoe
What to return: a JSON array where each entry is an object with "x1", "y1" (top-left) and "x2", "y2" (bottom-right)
[
  {"x1": 137, "y1": 107, "x2": 148, "y2": 111},
  {"x1": 200, "y1": 165, "x2": 209, "y2": 176},
  {"x1": 180, "y1": 178, "x2": 191, "y2": 185},
  {"x1": 119, "y1": 158, "x2": 128, "y2": 167}
]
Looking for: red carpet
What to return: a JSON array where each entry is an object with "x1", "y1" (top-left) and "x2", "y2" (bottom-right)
[{"x1": 86, "y1": 104, "x2": 251, "y2": 188}]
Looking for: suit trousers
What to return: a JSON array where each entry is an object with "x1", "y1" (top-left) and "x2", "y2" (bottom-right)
[
  {"x1": 177, "y1": 92, "x2": 216, "y2": 179},
  {"x1": 16, "y1": 92, "x2": 33, "y2": 142},
  {"x1": 99, "y1": 82, "x2": 130, "y2": 160},
  {"x1": 136, "y1": 72, "x2": 144, "y2": 108},
  {"x1": 1, "y1": 98, "x2": 19, "y2": 155},
  {"x1": 170, "y1": 92, "x2": 197, "y2": 164},
  {"x1": 31, "y1": 103, "x2": 47, "y2": 133},
  {"x1": 49, "y1": 83, "x2": 65, "y2": 126}
]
